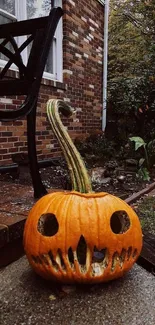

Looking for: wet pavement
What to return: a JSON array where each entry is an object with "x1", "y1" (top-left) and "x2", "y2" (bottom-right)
[{"x1": 0, "y1": 256, "x2": 155, "y2": 325}]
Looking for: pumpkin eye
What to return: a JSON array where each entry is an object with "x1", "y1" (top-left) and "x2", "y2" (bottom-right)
[
  {"x1": 37, "y1": 213, "x2": 59, "y2": 236},
  {"x1": 110, "y1": 210, "x2": 130, "y2": 234}
]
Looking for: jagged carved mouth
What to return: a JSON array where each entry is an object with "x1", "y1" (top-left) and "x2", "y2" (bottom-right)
[{"x1": 31, "y1": 235, "x2": 138, "y2": 277}]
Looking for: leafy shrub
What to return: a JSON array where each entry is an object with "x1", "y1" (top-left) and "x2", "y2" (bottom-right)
[
  {"x1": 107, "y1": 76, "x2": 155, "y2": 141},
  {"x1": 74, "y1": 132, "x2": 116, "y2": 166}
]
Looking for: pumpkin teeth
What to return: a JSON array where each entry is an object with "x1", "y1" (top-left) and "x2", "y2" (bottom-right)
[
  {"x1": 127, "y1": 246, "x2": 132, "y2": 260},
  {"x1": 132, "y1": 248, "x2": 138, "y2": 259},
  {"x1": 48, "y1": 251, "x2": 59, "y2": 271},
  {"x1": 119, "y1": 249, "x2": 126, "y2": 268},
  {"x1": 55, "y1": 249, "x2": 66, "y2": 271},
  {"x1": 30, "y1": 246, "x2": 138, "y2": 278},
  {"x1": 68, "y1": 247, "x2": 75, "y2": 270},
  {"x1": 41, "y1": 254, "x2": 49, "y2": 265},
  {"x1": 86, "y1": 247, "x2": 92, "y2": 270},
  {"x1": 111, "y1": 247, "x2": 138, "y2": 272},
  {"x1": 91, "y1": 263, "x2": 103, "y2": 276},
  {"x1": 111, "y1": 252, "x2": 120, "y2": 272},
  {"x1": 44, "y1": 254, "x2": 52, "y2": 266},
  {"x1": 31, "y1": 255, "x2": 41, "y2": 264}
]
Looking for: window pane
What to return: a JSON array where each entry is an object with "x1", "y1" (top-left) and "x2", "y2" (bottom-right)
[
  {"x1": 0, "y1": 14, "x2": 14, "y2": 25},
  {"x1": 26, "y1": 0, "x2": 54, "y2": 75},
  {"x1": 0, "y1": 0, "x2": 15, "y2": 16},
  {"x1": 27, "y1": 0, "x2": 38, "y2": 19},
  {"x1": 0, "y1": 1, "x2": 16, "y2": 61},
  {"x1": 27, "y1": 0, "x2": 52, "y2": 19},
  {"x1": 41, "y1": 0, "x2": 52, "y2": 16},
  {"x1": 45, "y1": 41, "x2": 54, "y2": 74}
]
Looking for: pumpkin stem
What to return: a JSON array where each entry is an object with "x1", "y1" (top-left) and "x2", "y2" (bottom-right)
[{"x1": 47, "y1": 99, "x2": 92, "y2": 193}]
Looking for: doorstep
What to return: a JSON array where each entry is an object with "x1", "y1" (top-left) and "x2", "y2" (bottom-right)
[{"x1": 0, "y1": 181, "x2": 35, "y2": 267}]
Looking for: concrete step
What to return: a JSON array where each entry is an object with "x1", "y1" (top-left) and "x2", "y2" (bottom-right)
[{"x1": 0, "y1": 181, "x2": 35, "y2": 267}]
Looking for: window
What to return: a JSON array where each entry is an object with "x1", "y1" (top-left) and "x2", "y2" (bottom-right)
[
  {"x1": 0, "y1": 0, "x2": 63, "y2": 81},
  {"x1": 0, "y1": 1, "x2": 17, "y2": 62}
]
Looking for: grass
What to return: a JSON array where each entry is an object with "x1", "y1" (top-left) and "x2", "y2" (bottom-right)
[{"x1": 134, "y1": 196, "x2": 155, "y2": 235}]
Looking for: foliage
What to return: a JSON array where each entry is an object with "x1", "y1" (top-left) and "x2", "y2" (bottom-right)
[
  {"x1": 109, "y1": 0, "x2": 155, "y2": 78},
  {"x1": 129, "y1": 136, "x2": 155, "y2": 180},
  {"x1": 74, "y1": 133, "x2": 116, "y2": 166},
  {"x1": 134, "y1": 196, "x2": 155, "y2": 235},
  {"x1": 108, "y1": 0, "x2": 155, "y2": 139},
  {"x1": 136, "y1": 167, "x2": 150, "y2": 181},
  {"x1": 129, "y1": 136, "x2": 147, "y2": 151},
  {"x1": 108, "y1": 76, "x2": 155, "y2": 115}
]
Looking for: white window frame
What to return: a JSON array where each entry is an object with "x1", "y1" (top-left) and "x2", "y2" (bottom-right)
[
  {"x1": 98, "y1": 0, "x2": 105, "y2": 4},
  {"x1": 0, "y1": 0, "x2": 63, "y2": 82},
  {"x1": 0, "y1": 7, "x2": 18, "y2": 71}
]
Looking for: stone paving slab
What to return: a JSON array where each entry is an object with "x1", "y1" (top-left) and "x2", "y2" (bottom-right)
[
  {"x1": 0, "y1": 182, "x2": 35, "y2": 249},
  {"x1": 0, "y1": 181, "x2": 35, "y2": 213},
  {"x1": 0, "y1": 181, "x2": 60, "y2": 250},
  {"x1": 0, "y1": 256, "x2": 155, "y2": 325},
  {"x1": 0, "y1": 181, "x2": 34, "y2": 205}
]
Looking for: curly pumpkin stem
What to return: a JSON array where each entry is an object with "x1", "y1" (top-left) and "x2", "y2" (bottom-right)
[{"x1": 47, "y1": 99, "x2": 92, "y2": 193}]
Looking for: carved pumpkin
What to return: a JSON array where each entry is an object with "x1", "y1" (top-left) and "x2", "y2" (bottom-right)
[{"x1": 24, "y1": 100, "x2": 142, "y2": 284}]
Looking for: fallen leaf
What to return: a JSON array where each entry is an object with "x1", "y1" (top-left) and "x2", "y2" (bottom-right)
[{"x1": 49, "y1": 294, "x2": 56, "y2": 301}]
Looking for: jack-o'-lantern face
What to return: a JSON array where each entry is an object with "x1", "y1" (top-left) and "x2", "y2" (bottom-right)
[
  {"x1": 24, "y1": 99, "x2": 143, "y2": 284},
  {"x1": 24, "y1": 191, "x2": 142, "y2": 284}
]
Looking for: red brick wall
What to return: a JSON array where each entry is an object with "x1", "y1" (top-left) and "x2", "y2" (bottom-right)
[{"x1": 0, "y1": 0, "x2": 104, "y2": 166}]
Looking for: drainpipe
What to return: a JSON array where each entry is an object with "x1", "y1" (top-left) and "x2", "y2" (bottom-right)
[{"x1": 102, "y1": 0, "x2": 109, "y2": 132}]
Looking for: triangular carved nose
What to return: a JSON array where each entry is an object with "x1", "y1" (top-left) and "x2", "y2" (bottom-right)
[{"x1": 77, "y1": 235, "x2": 87, "y2": 265}]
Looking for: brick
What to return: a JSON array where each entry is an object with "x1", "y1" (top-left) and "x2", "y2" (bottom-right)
[
  {"x1": 0, "y1": 98, "x2": 12, "y2": 104},
  {"x1": 68, "y1": 0, "x2": 75, "y2": 6},
  {"x1": 0, "y1": 149, "x2": 7, "y2": 154}
]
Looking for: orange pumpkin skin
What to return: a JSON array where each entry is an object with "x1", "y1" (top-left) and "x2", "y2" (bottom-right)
[{"x1": 23, "y1": 191, "x2": 142, "y2": 284}]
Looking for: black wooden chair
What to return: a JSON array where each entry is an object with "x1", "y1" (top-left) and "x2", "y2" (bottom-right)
[{"x1": 0, "y1": 6, "x2": 63, "y2": 198}]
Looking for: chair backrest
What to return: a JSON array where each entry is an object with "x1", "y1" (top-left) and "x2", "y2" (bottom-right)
[{"x1": 0, "y1": 6, "x2": 63, "y2": 96}]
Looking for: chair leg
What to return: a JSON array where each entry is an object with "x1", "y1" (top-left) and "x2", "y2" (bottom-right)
[{"x1": 27, "y1": 104, "x2": 47, "y2": 199}]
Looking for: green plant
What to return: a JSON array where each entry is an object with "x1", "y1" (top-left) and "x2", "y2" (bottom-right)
[
  {"x1": 129, "y1": 136, "x2": 155, "y2": 181},
  {"x1": 74, "y1": 132, "x2": 116, "y2": 166}
]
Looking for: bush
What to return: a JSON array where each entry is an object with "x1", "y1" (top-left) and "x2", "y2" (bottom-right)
[
  {"x1": 107, "y1": 76, "x2": 155, "y2": 141},
  {"x1": 74, "y1": 132, "x2": 117, "y2": 167}
]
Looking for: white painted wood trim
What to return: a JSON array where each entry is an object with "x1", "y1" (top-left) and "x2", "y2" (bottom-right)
[{"x1": 98, "y1": 0, "x2": 105, "y2": 5}]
